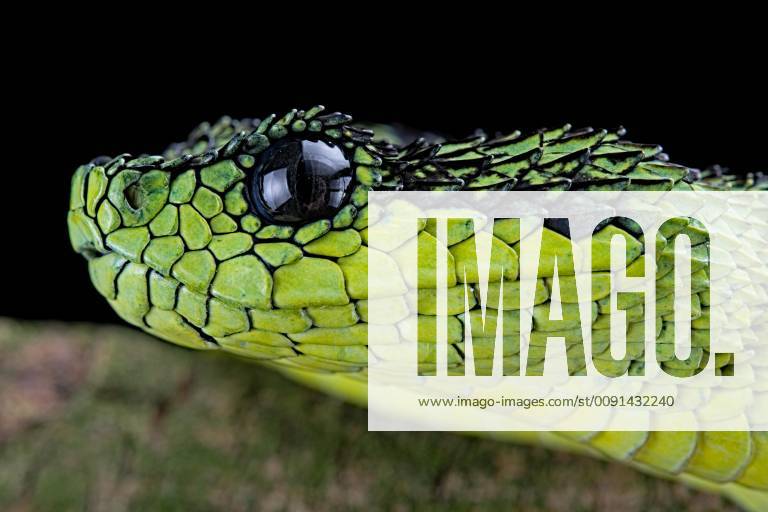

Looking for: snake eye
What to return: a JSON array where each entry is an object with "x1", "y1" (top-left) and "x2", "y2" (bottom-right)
[{"x1": 252, "y1": 138, "x2": 354, "y2": 223}]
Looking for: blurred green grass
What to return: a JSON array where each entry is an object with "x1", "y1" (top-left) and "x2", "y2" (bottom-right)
[{"x1": 0, "y1": 319, "x2": 739, "y2": 511}]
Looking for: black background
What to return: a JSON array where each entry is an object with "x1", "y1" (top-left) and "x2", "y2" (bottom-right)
[{"x1": 5, "y1": 56, "x2": 764, "y2": 323}]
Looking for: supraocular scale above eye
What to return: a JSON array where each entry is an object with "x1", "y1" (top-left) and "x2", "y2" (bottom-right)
[{"x1": 252, "y1": 138, "x2": 354, "y2": 224}]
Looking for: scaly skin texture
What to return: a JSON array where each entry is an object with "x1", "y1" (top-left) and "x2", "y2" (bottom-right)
[{"x1": 68, "y1": 106, "x2": 767, "y2": 510}]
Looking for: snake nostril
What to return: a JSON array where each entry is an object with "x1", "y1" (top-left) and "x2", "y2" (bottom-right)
[
  {"x1": 124, "y1": 183, "x2": 142, "y2": 209},
  {"x1": 108, "y1": 169, "x2": 170, "y2": 226}
]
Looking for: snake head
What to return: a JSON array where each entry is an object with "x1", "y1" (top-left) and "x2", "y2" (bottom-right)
[{"x1": 68, "y1": 106, "x2": 396, "y2": 358}]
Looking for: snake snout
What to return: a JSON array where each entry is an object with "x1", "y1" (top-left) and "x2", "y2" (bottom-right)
[{"x1": 68, "y1": 164, "x2": 109, "y2": 259}]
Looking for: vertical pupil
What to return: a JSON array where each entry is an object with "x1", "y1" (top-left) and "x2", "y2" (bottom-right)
[{"x1": 253, "y1": 138, "x2": 353, "y2": 223}]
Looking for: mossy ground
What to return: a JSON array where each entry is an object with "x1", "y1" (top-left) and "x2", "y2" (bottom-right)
[{"x1": 0, "y1": 319, "x2": 738, "y2": 511}]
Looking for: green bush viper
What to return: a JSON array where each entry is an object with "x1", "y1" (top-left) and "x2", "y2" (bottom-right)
[{"x1": 67, "y1": 106, "x2": 767, "y2": 510}]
